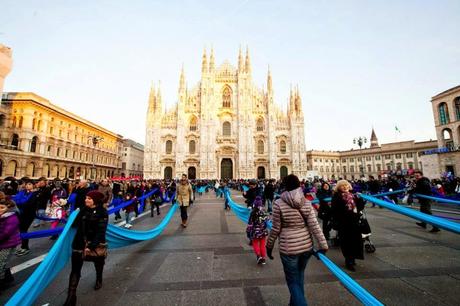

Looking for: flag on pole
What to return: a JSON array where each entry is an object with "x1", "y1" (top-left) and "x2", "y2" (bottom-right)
[{"x1": 395, "y1": 126, "x2": 401, "y2": 133}]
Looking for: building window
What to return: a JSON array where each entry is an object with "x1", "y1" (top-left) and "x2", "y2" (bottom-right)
[
  {"x1": 165, "y1": 140, "x2": 173, "y2": 154},
  {"x1": 320, "y1": 158, "x2": 322, "y2": 162},
  {"x1": 189, "y1": 116, "x2": 197, "y2": 131},
  {"x1": 385, "y1": 154, "x2": 391, "y2": 159},
  {"x1": 349, "y1": 158, "x2": 354, "y2": 162},
  {"x1": 65, "y1": 149, "x2": 69, "y2": 158},
  {"x1": 256, "y1": 118, "x2": 264, "y2": 132},
  {"x1": 320, "y1": 166, "x2": 324, "y2": 172},
  {"x1": 73, "y1": 151, "x2": 76, "y2": 159},
  {"x1": 337, "y1": 166, "x2": 340, "y2": 172},
  {"x1": 280, "y1": 140, "x2": 286, "y2": 154},
  {"x1": 386, "y1": 163, "x2": 391, "y2": 170},
  {"x1": 257, "y1": 140, "x2": 264, "y2": 154},
  {"x1": 343, "y1": 166, "x2": 347, "y2": 173},
  {"x1": 326, "y1": 166, "x2": 329, "y2": 172},
  {"x1": 189, "y1": 140, "x2": 196, "y2": 154},
  {"x1": 438, "y1": 102, "x2": 450, "y2": 125},
  {"x1": 30, "y1": 136, "x2": 38, "y2": 153},
  {"x1": 314, "y1": 159, "x2": 318, "y2": 162},
  {"x1": 342, "y1": 159, "x2": 346, "y2": 163},
  {"x1": 455, "y1": 97, "x2": 460, "y2": 120},
  {"x1": 395, "y1": 154, "x2": 401, "y2": 159},
  {"x1": 406, "y1": 152, "x2": 413, "y2": 158},
  {"x1": 366, "y1": 156, "x2": 371, "y2": 161},
  {"x1": 375, "y1": 155, "x2": 381, "y2": 160},
  {"x1": 57, "y1": 148, "x2": 61, "y2": 157},
  {"x1": 358, "y1": 157, "x2": 362, "y2": 162},
  {"x1": 367, "y1": 165, "x2": 372, "y2": 172},
  {"x1": 11, "y1": 134, "x2": 19, "y2": 149},
  {"x1": 222, "y1": 86, "x2": 232, "y2": 108},
  {"x1": 32, "y1": 118, "x2": 36, "y2": 130},
  {"x1": 222, "y1": 121, "x2": 231, "y2": 136},
  {"x1": 377, "y1": 164, "x2": 382, "y2": 171},
  {"x1": 350, "y1": 165, "x2": 354, "y2": 172}
]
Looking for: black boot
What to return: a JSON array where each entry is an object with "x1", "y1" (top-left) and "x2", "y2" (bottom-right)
[
  {"x1": 63, "y1": 273, "x2": 79, "y2": 306},
  {"x1": 3, "y1": 268, "x2": 14, "y2": 283},
  {"x1": 94, "y1": 261, "x2": 104, "y2": 290}
]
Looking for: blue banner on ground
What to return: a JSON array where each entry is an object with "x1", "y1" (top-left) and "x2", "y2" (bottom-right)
[
  {"x1": 360, "y1": 194, "x2": 460, "y2": 234},
  {"x1": 6, "y1": 209, "x2": 79, "y2": 306}
]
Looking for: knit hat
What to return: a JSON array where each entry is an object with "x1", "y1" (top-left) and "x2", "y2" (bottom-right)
[
  {"x1": 86, "y1": 190, "x2": 105, "y2": 206},
  {"x1": 253, "y1": 196, "x2": 263, "y2": 208}
]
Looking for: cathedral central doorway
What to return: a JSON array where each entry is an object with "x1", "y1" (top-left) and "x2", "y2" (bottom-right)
[
  {"x1": 280, "y1": 166, "x2": 288, "y2": 179},
  {"x1": 220, "y1": 158, "x2": 233, "y2": 179},
  {"x1": 164, "y1": 167, "x2": 173, "y2": 180},
  {"x1": 188, "y1": 167, "x2": 196, "y2": 179},
  {"x1": 257, "y1": 166, "x2": 266, "y2": 179}
]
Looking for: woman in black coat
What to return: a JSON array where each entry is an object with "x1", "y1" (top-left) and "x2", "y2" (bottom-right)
[
  {"x1": 331, "y1": 180, "x2": 364, "y2": 271},
  {"x1": 64, "y1": 191, "x2": 108, "y2": 306},
  {"x1": 316, "y1": 182, "x2": 333, "y2": 240}
]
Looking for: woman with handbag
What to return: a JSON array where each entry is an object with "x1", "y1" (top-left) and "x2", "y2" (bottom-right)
[
  {"x1": 331, "y1": 180, "x2": 365, "y2": 271},
  {"x1": 64, "y1": 190, "x2": 108, "y2": 306}
]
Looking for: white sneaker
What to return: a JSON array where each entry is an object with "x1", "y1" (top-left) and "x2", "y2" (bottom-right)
[
  {"x1": 130, "y1": 216, "x2": 136, "y2": 221},
  {"x1": 124, "y1": 224, "x2": 131, "y2": 228}
]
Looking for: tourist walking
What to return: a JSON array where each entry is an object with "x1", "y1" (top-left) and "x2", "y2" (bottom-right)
[
  {"x1": 331, "y1": 180, "x2": 365, "y2": 271},
  {"x1": 176, "y1": 174, "x2": 193, "y2": 228},
  {"x1": 64, "y1": 190, "x2": 108, "y2": 306},
  {"x1": 13, "y1": 180, "x2": 36, "y2": 256},
  {"x1": 246, "y1": 196, "x2": 269, "y2": 265},
  {"x1": 316, "y1": 182, "x2": 333, "y2": 240},
  {"x1": 266, "y1": 174, "x2": 328, "y2": 306},
  {"x1": 411, "y1": 170, "x2": 440, "y2": 233}
]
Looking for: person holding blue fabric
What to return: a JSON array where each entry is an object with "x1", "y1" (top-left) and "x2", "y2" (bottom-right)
[
  {"x1": 64, "y1": 190, "x2": 108, "y2": 306},
  {"x1": 266, "y1": 174, "x2": 328, "y2": 306},
  {"x1": 13, "y1": 180, "x2": 36, "y2": 256},
  {"x1": 317, "y1": 182, "x2": 333, "y2": 240}
]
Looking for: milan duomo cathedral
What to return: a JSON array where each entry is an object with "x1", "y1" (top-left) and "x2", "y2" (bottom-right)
[{"x1": 144, "y1": 48, "x2": 308, "y2": 180}]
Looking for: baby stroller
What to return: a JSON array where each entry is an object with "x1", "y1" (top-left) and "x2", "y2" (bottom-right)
[{"x1": 359, "y1": 211, "x2": 376, "y2": 253}]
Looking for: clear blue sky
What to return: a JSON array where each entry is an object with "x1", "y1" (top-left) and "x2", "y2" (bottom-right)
[{"x1": 2, "y1": 0, "x2": 459, "y2": 150}]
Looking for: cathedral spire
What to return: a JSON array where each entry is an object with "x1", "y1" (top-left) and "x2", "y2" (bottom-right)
[
  {"x1": 289, "y1": 84, "x2": 295, "y2": 113},
  {"x1": 179, "y1": 64, "x2": 186, "y2": 92},
  {"x1": 209, "y1": 47, "x2": 215, "y2": 73},
  {"x1": 201, "y1": 48, "x2": 208, "y2": 74},
  {"x1": 245, "y1": 46, "x2": 251, "y2": 74},
  {"x1": 157, "y1": 81, "x2": 163, "y2": 113},
  {"x1": 267, "y1": 66, "x2": 273, "y2": 95},
  {"x1": 148, "y1": 82, "x2": 156, "y2": 113},
  {"x1": 295, "y1": 85, "x2": 302, "y2": 113},
  {"x1": 238, "y1": 46, "x2": 244, "y2": 73}
]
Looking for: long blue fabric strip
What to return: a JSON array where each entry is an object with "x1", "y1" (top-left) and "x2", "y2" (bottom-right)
[
  {"x1": 107, "y1": 188, "x2": 158, "y2": 214},
  {"x1": 360, "y1": 194, "x2": 460, "y2": 234},
  {"x1": 414, "y1": 193, "x2": 460, "y2": 206},
  {"x1": 6, "y1": 209, "x2": 79, "y2": 306},
  {"x1": 21, "y1": 227, "x2": 64, "y2": 239},
  {"x1": 7, "y1": 193, "x2": 177, "y2": 306},
  {"x1": 224, "y1": 190, "x2": 382, "y2": 305},
  {"x1": 316, "y1": 253, "x2": 384, "y2": 306}
]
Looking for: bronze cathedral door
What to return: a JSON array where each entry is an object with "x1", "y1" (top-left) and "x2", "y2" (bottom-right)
[{"x1": 220, "y1": 158, "x2": 233, "y2": 179}]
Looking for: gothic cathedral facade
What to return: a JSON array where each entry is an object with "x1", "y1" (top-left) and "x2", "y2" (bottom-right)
[{"x1": 144, "y1": 48, "x2": 308, "y2": 180}]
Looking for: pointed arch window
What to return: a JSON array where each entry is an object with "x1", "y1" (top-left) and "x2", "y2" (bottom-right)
[
  {"x1": 222, "y1": 121, "x2": 231, "y2": 136},
  {"x1": 165, "y1": 140, "x2": 173, "y2": 154},
  {"x1": 189, "y1": 116, "x2": 197, "y2": 131},
  {"x1": 11, "y1": 134, "x2": 19, "y2": 149},
  {"x1": 257, "y1": 140, "x2": 264, "y2": 154},
  {"x1": 280, "y1": 140, "x2": 287, "y2": 154},
  {"x1": 256, "y1": 118, "x2": 264, "y2": 131},
  {"x1": 32, "y1": 118, "x2": 36, "y2": 130},
  {"x1": 222, "y1": 86, "x2": 232, "y2": 108},
  {"x1": 30, "y1": 136, "x2": 38, "y2": 153},
  {"x1": 189, "y1": 140, "x2": 196, "y2": 154}
]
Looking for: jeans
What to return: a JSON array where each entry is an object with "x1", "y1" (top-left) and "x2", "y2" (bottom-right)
[
  {"x1": 125, "y1": 211, "x2": 132, "y2": 225},
  {"x1": 33, "y1": 209, "x2": 46, "y2": 226},
  {"x1": 280, "y1": 251, "x2": 312, "y2": 306},
  {"x1": 266, "y1": 199, "x2": 273, "y2": 213}
]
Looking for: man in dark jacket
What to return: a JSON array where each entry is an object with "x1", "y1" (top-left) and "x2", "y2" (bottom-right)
[
  {"x1": 264, "y1": 180, "x2": 275, "y2": 213},
  {"x1": 367, "y1": 176, "x2": 381, "y2": 207},
  {"x1": 243, "y1": 180, "x2": 259, "y2": 208},
  {"x1": 412, "y1": 171, "x2": 440, "y2": 233},
  {"x1": 32, "y1": 177, "x2": 51, "y2": 228}
]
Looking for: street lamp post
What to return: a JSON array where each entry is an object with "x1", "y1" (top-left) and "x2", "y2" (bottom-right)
[
  {"x1": 88, "y1": 135, "x2": 104, "y2": 180},
  {"x1": 353, "y1": 136, "x2": 367, "y2": 178}
]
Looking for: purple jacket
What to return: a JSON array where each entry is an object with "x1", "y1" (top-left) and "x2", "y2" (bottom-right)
[{"x1": 0, "y1": 212, "x2": 21, "y2": 249}]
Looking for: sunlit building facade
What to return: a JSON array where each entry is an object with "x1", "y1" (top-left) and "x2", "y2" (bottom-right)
[
  {"x1": 0, "y1": 92, "x2": 123, "y2": 179},
  {"x1": 144, "y1": 48, "x2": 308, "y2": 179}
]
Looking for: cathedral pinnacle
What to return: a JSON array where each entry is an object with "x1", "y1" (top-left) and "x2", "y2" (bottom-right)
[
  {"x1": 209, "y1": 48, "x2": 215, "y2": 72},
  {"x1": 267, "y1": 66, "x2": 273, "y2": 94},
  {"x1": 245, "y1": 46, "x2": 251, "y2": 74},
  {"x1": 238, "y1": 46, "x2": 244, "y2": 73},
  {"x1": 179, "y1": 64, "x2": 186, "y2": 92},
  {"x1": 201, "y1": 48, "x2": 208, "y2": 74}
]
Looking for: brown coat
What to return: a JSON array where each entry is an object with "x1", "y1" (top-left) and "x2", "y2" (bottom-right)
[
  {"x1": 266, "y1": 187, "x2": 328, "y2": 255},
  {"x1": 176, "y1": 182, "x2": 193, "y2": 207}
]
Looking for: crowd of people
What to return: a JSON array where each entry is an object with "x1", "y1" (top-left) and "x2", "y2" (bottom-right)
[{"x1": 0, "y1": 172, "x2": 459, "y2": 305}]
